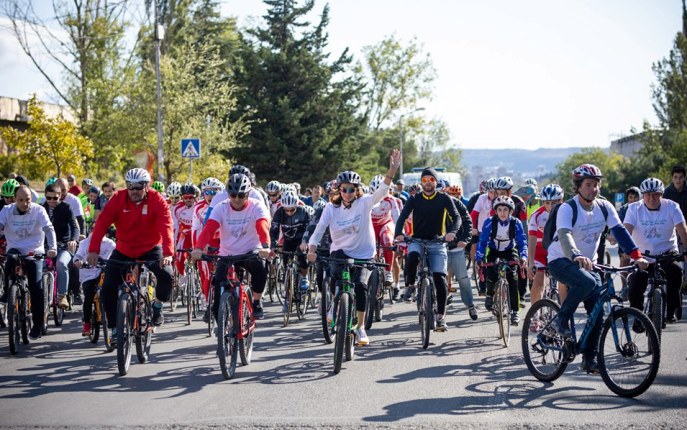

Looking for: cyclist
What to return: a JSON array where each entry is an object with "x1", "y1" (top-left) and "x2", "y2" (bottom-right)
[
  {"x1": 151, "y1": 181, "x2": 166, "y2": 195},
  {"x1": 548, "y1": 164, "x2": 647, "y2": 374},
  {"x1": 524, "y1": 178, "x2": 540, "y2": 219},
  {"x1": 614, "y1": 186, "x2": 641, "y2": 290},
  {"x1": 369, "y1": 174, "x2": 401, "y2": 290},
  {"x1": 86, "y1": 168, "x2": 175, "y2": 336},
  {"x1": 166, "y1": 182, "x2": 182, "y2": 207},
  {"x1": 173, "y1": 183, "x2": 197, "y2": 285},
  {"x1": 42, "y1": 182, "x2": 79, "y2": 310},
  {"x1": 394, "y1": 167, "x2": 461, "y2": 332},
  {"x1": 67, "y1": 174, "x2": 82, "y2": 196},
  {"x1": 192, "y1": 177, "x2": 224, "y2": 319},
  {"x1": 73, "y1": 227, "x2": 116, "y2": 336},
  {"x1": 265, "y1": 180, "x2": 282, "y2": 216},
  {"x1": 93, "y1": 181, "x2": 116, "y2": 222},
  {"x1": 469, "y1": 178, "x2": 497, "y2": 295},
  {"x1": 53, "y1": 178, "x2": 85, "y2": 237},
  {"x1": 204, "y1": 165, "x2": 269, "y2": 225},
  {"x1": 624, "y1": 178, "x2": 687, "y2": 323},
  {"x1": 475, "y1": 196, "x2": 528, "y2": 325},
  {"x1": 271, "y1": 192, "x2": 312, "y2": 310},
  {"x1": 303, "y1": 197, "x2": 332, "y2": 305},
  {"x1": 445, "y1": 186, "x2": 477, "y2": 320},
  {"x1": 0, "y1": 185, "x2": 57, "y2": 339},
  {"x1": 1, "y1": 179, "x2": 20, "y2": 210},
  {"x1": 308, "y1": 150, "x2": 401, "y2": 345},
  {"x1": 527, "y1": 184, "x2": 567, "y2": 313},
  {"x1": 78, "y1": 178, "x2": 94, "y2": 209},
  {"x1": 191, "y1": 173, "x2": 271, "y2": 320}
]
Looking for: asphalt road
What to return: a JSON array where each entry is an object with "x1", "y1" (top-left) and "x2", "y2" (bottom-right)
[{"x1": 0, "y1": 247, "x2": 685, "y2": 429}]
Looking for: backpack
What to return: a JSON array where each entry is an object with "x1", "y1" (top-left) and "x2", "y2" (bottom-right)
[
  {"x1": 542, "y1": 198, "x2": 609, "y2": 250},
  {"x1": 489, "y1": 215, "x2": 517, "y2": 243}
]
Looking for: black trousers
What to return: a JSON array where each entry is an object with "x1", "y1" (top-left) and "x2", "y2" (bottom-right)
[
  {"x1": 4, "y1": 248, "x2": 44, "y2": 328},
  {"x1": 211, "y1": 257, "x2": 266, "y2": 322}
]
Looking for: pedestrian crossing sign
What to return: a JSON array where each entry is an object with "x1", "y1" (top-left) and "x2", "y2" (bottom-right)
[{"x1": 181, "y1": 138, "x2": 201, "y2": 159}]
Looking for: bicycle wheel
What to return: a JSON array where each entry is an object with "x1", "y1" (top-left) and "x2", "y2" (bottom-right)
[
  {"x1": 185, "y1": 271, "x2": 193, "y2": 325},
  {"x1": 283, "y1": 269, "x2": 293, "y2": 327},
  {"x1": 496, "y1": 279, "x2": 509, "y2": 347},
  {"x1": 599, "y1": 307, "x2": 660, "y2": 398},
  {"x1": 276, "y1": 264, "x2": 285, "y2": 306},
  {"x1": 239, "y1": 296, "x2": 254, "y2": 366},
  {"x1": 190, "y1": 269, "x2": 200, "y2": 319},
  {"x1": 365, "y1": 271, "x2": 378, "y2": 330},
  {"x1": 521, "y1": 299, "x2": 567, "y2": 382},
  {"x1": 345, "y1": 318, "x2": 355, "y2": 362},
  {"x1": 651, "y1": 288, "x2": 662, "y2": 341},
  {"x1": 89, "y1": 301, "x2": 100, "y2": 344},
  {"x1": 420, "y1": 277, "x2": 433, "y2": 350},
  {"x1": 217, "y1": 291, "x2": 238, "y2": 380},
  {"x1": 135, "y1": 296, "x2": 152, "y2": 364},
  {"x1": 100, "y1": 293, "x2": 114, "y2": 352},
  {"x1": 42, "y1": 273, "x2": 51, "y2": 329},
  {"x1": 333, "y1": 293, "x2": 348, "y2": 374},
  {"x1": 8, "y1": 284, "x2": 20, "y2": 355},
  {"x1": 295, "y1": 271, "x2": 305, "y2": 321},
  {"x1": 116, "y1": 293, "x2": 133, "y2": 376},
  {"x1": 20, "y1": 287, "x2": 30, "y2": 345},
  {"x1": 267, "y1": 261, "x2": 277, "y2": 303},
  {"x1": 321, "y1": 278, "x2": 334, "y2": 344},
  {"x1": 207, "y1": 285, "x2": 215, "y2": 337}
]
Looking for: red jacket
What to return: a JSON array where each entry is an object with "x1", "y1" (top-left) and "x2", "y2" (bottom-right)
[{"x1": 89, "y1": 189, "x2": 174, "y2": 258}]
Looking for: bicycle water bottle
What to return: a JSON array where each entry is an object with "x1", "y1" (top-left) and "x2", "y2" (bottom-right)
[{"x1": 148, "y1": 283, "x2": 154, "y2": 301}]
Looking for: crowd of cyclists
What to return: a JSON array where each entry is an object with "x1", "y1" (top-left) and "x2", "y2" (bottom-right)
[{"x1": 1, "y1": 153, "x2": 686, "y2": 379}]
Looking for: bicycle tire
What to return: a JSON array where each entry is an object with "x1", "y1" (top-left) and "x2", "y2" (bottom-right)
[
  {"x1": 276, "y1": 264, "x2": 285, "y2": 306},
  {"x1": 100, "y1": 293, "x2": 114, "y2": 352},
  {"x1": 295, "y1": 272, "x2": 305, "y2": 321},
  {"x1": 266, "y1": 261, "x2": 276, "y2": 303},
  {"x1": 190, "y1": 269, "x2": 200, "y2": 319},
  {"x1": 521, "y1": 299, "x2": 567, "y2": 382},
  {"x1": 496, "y1": 279, "x2": 509, "y2": 347},
  {"x1": 89, "y1": 301, "x2": 100, "y2": 344},
  {"x1": 20, "y1": 287, "x2": 30, "y2": 345},
  {"x1": 605, "y1": 250, "x2": 611, "y2": 266},
  {"x1": 283, "y1": 269, "x2": 293, "y2": 327},
  {"x1": 207, "y1": 285, "x2": 215, "y2": 337},
  {"x1": 365, "y1": 270, "x2": 378, "y2": 330},
  {"x1": 651, "y1": 288, "x2": 662, "y2": 341},
  {"x1": 345, "y1": 320, "x2": 355, "y2": 362},
  {"x1": 42, "y1": 273, "x2": 51, "y2": 329},
  {"x1": 186, "y1": 271, "x2": 193, "y2": 325},
  {"x1": 321, "y1": 278, "x2": 334, "y2": 344},
  {"x1": 8, "y1": 283, "x2": 20, "y2": 355},
  {"x1": 217, "y1": 291, "x2": 238, "y2": 380},
  {"x1": 420, "y1": 277, "x2": 433, "y2": 350},
  {"x1": 599, "y1": 307, "x2": 660, "y2": 398},
  {"x1": 135, "y1": 295, "x2": 152, "y2": 364},
  {"x1": 116, "y1": 293, "x2": 133, "y2": 376},
  {"x1": 239, "y1": 295, "x2": 254, "y2": 366},
  {"x1": 333, "y1": 293, "x2": 349, "y2": 374}
]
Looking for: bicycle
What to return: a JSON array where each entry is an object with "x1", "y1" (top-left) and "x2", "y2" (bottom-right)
[
  {"x1": 364, "y1": 243, "x2": 393, "y2": 330},
  {"x1": 276, "y1": 250, "x2": 306, "y2": 327},
  {"x1": 82, "y1": 263, "x2": 113, "y2": 351},
  {"x1": 42, "y1": 257, "x2": 64, "y2": 328},
  {"x1": 639, "y1": 250, "x2": 686, "y2": 341},
  {"x1": 479, "y1": 258, "x2": 523, "y2": 348},
  {"x1": 265, "y1": 252, "x2": 283, "y2": 303},
  {"x1": 201, "y1": 252, "x2": 259, "y2": 380},
  {"x1": 104, "y1": 258, "x2": 158, "y2": 376},
  {"x1": 522, "y1": 263, "x2": 660, "y2": 398},
  {"x1": 176, "y1": 249, "x2": 202, "y2": 325},
  {"x1": 5, "y1": 253, "x2": 44, "y2": 355}
]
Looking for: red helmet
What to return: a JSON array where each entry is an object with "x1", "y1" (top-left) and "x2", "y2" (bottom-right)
[{"x1": 572, "y1": 164, "x2": 602, "y2": 181}]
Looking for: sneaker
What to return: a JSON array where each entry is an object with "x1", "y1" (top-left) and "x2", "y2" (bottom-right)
[
  {"x1": 383, "y1": 270, "x2": 393, "y2": 286},
  {"x1": 326, "y1": 306, "x2": 333, "y2": 324},
  {"x1": 484, "y1": 295, "x2": 493, "y2": 311},
  {"x1": 110, "y1": 328, "x2": 117, "y2": 347},
  {"x1": 58, "y1": 295, "x2": 70, "y2": 310},
  {"x1": 252, "y1": 300, "x2": 264, "y2": 320},
  {"x1": 0, "y1": 289, "x2": 7, "y2": 304},
  {"x1": 435, "y1": 318, "x2": 448, "y2": 332},
  {"x1": 510, "y1": 311, "x2": 520, "y2": 326},
  {"x1": 403, "y1": 286, "x2": 416, "y2": 302},
  {"x1": 552, "y1": 317, "x2": 572, "y2": 337},
  {"x1": 72, "y1": 294, "x2": 83, "y2": 306},
  {"x1": 29, "y1": 325, "x2": 43, "y2": 340},
  {"x1": 300, "y1": 277, "x2": 309, "y2": 292},
  {"x1": 354, "y1": 327, "x2": 369, "y2": 346},
  {"x1": 202, "y1": 308, "x2": 210, "y2": 324},
  {"x1": 468, "y1": 306, "x2": 478, "y2": 321},
  {"x1": 82, "y1": 322, "x2": 91, "y2": 337},
  {"x1": 581, "y1": 356, "x2": 600, "y2": 375},
  {"x1": 392, "y1": 287, "x2": 401, "y2": 301},
  {"x1": 151, "y1": 302, "x2": 164, "y2": 326}
]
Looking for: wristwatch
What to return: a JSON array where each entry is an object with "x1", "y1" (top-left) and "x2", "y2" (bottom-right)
[{"x1": 261, "y1": 242, "x2": 269, "y2": 249}]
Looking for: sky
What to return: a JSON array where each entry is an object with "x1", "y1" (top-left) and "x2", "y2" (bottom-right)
[{"x1": 0, "y1": 0, "x2": 682, "y2": 150}]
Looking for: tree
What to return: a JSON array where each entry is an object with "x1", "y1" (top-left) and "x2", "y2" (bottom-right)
[
  {"x1": 551, "y1": 148, "x2": 628, "y2": 197},
  {"x1": 229, "y1": 0, "x2": 367, "y2": 185},
  {"x1": 414, "y1": 119, "x2": 463, "y2": 171},
  {"x1": 0, "y1": 96, "x2": 93, "y2": 179}
]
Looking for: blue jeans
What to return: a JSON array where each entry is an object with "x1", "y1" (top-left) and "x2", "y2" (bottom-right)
[
  {"x1": 549, "y1": 257, "x2": 604, "y2": 358},
  {"x1": 48, "y1": 249, "x2": 73, "y2": 296},
  {"x1": 447, "y1": 249, "x2": 474, "y2": 307}
]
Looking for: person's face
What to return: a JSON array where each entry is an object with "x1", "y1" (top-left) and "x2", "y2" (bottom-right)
[
  {"x1": 627, "y1": 193, "x2": 640, "y2": 204},
  {"x1": 268, "y1": 190, "x2": 280, "y2": 203},
  {"x1": 578, "y1": 178, "x2": 600, "y2": 201},
  {"x1": 126, "y1": 182, "x2": 148, "y2": 203},
  {"x1": 67, "y1": 177, "x2": 75, "y2": 187},
  {"x1": 3, "y1": 196, "x2": 14, "y2": 204},
  {"x1": 496, "y1": 205, "x2": 511, "y2": 220},
  {"x1": 182, "y1": 193, "x2": 196, "y2": 207},
  {"x1": 203, "y1": 188, "x2": 219, "y2": 203},
  {"x1": 229, "y1": 191, "x2": 248, "y2": 210},
  {"x1": 15, "y1": 189, "x2": 31, "y2": 212},
  {"x1": 643, "y1": 192, "x2": 662, "y2": 210},
  {"x1": 487, "y1": 190, "x2": 496, "y2": 200},
  {"x1": 103, "y1": 186, "x2": 114, "y2": 199},
  {"x1": 495, "y1": 189, "x2": 510, "y2": 198},
  {"x1": 88, "y1": 192, "x2": 99, "y2": 203},
  {"x1": 339, "y1": 183, "x2": 357, "y2": 203},
  {"x1": 312, "y1": 187, "x2": 321, "y2": 200},
  {"x1": 45, "y1": 190, "x2": 61, "y2": 208},
  {"x1": 671, "y1": 172, "x2": 685, "y2": 188},
  {"x1": 542, "y1": 200, "x2": 561, "y2": 212},
  {"x1": 396, "y1": 183, "x2": 404, "y2": 192},
  {"x1": 421, "y1": 176, "x2": 436, "y2": 194},
  {"x1": 169, "y1": 196, "x2": 180, "y2": 206}
]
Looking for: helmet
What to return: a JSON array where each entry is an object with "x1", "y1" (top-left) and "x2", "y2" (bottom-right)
[
  {"x1": 89, "y1": 186, "x2": 101, "y2": 195},
  {"x1": 304, "y1": 205, "x2": 315, "y2": 217},
  {"x1": 639, "y1": 177, "x2": 664, "y2": 194},
  {"x1": 201, "y1": 177, "x2": 223, "y2": 190},
  {"x1": 106, "y1": 226, "x2": 117, "y2": 240},
  {"x1": 539, "y1": 184, "x2": 564, "y2": 201},
  {"x1": 226, "y1": 173, "x2": 252, "y2": 195},
  {"x1": 336, "y1": 170, "x2": 361, "y2": 186},
  {"x1": 494, "y1": 176, "x2": 514, "y2": 190},
  {"x1": 478, "y1": 180, "x2": 487, "y2": 193},
  {"x1": 626, "y1": 186, "x2": 641, "y2": 196},
  {"x1": 280, "y1": 192, "x2": 299, "y2": 208},
  {"x1": 412, "y1": 183, "x2": 422, "y2": 193},
  {"x1": 313, "y1": 199, "x2": 326, "y2": 211},
  {"x1": 265, "y1": 180, "x2": 281, "y2": 194},
  {"x1": 82, "y1": 178, "x2": 94, "y2": 187},
  {"x1": 229, "y1": 164, "x2": 251, "y2": 177},
  {"x1": 525, "y1": 178, "x2": 538, "y2": 187},
  {"x1": 292, "y1": 182, "x2": 301, "y2": 192},
  {"x1": 283, "y1": 184, "x2": 297, "y2": 194},
  {"x1": 485, "y1": 178, "x2": 497, "y2": 191},
  {"x1": 437, "y1": 179, "x2": 449, "y2": 190},
  {"x1": 180, "y1": 183, "x2": 196, "y2": 196},
  {"x1": 572, "y1": 164, "x2": 603, "y2": 181},
  {"x1": 1, "y1": 179, "x2": 19, "y2": 197},
  {"x1": 492, "y1": 196, "x2": 515, "y2": 211},
  {"x1": 325, "y1": 181, "x2": 335, "y2": 194},
  {"x1": 125, "y1": 168, "x2": 151, "y2": 184},
  {"x1": 447, "y1": 185, "x2": 462, "y2": 196},
  {"x1": 151, "y1": 181, "x2": 165, "y2": 193},
  {"x1": 166, "y1": 182, "x2": 181, "y2": 197},
  {"x1": 369, "y1": 175, "x2": 384, "y2": 192},
  {"x1": 362, "y1": 185, "x2": 371, "y2": 194},
  {"x1": 45, "y1": 177, "x2": 58, "y2": 187}
]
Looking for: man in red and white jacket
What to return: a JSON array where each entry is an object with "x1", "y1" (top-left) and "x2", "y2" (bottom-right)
[
  {"x1": 173, "y1": 183, "x2": 197, "y2": 277},
  {"x1": 192, "y1": 178, "x2": 223, "y2": 315},
  {"x1": 369, "y1": 175, "x2": 401, "y2": 288}
]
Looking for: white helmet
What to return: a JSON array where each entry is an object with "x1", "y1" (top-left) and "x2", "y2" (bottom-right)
[
  {"x1": 639, "y1": 178, "x2": 664, "y2": 194},
  {"x1": 280, "y1": 192, "x2": 299, "y2": 208},
  {"x1": 125, "y1": 168, "x2": 151, "y2": 184},
  {"x1": 313, "y1": 199, "x2": 326, "y2": 211},
  {"x1": 369, "y1": 174, "x2": 384, "y2": 192},
  {"x1": 201, "y1": 177, "x2": 223, "y2": 190},
  {"x1": 493, "y1": 196, "x2": 515, "y2": 211},
  {"x1": 540, "y1": 184, "x2": 564, "y2": 201},
  {"x1": 166, "y1": 182, "x2": 181, "y2": 197},
  {"x1": 494, "y1": 176, "x2": 514, "y2": 190},
  {"x1": 266, "y1": 180, "x2": 281, "y2": 194}
]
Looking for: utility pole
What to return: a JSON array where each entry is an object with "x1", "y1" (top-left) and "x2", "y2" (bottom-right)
[{"x1": 154, "y1": 0, "x2": 165, "y2": 181}]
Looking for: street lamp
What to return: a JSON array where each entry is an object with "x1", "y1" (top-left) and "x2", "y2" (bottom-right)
[{"x1": 398, "y1": 107, "x2": 425, "y2": 177}]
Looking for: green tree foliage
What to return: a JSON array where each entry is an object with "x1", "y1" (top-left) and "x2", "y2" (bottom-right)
[
  {"x1": 652, "y1": 33, "x2": 687, "y2": 131},
  {"x1": 551, "y1": 148, "x2": 627, "y2": 197},
  {"x1": 0, "y1": 97, "x2": 93, "y2": 179},
  {"x1": 415, "y1": 119, "x2": 462, "y2": 171},
  {"x1": 229, "y1": 0, "x2": 366, "y2": 185}
]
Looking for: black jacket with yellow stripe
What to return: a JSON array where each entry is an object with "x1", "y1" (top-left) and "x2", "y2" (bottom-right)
[{"x1": 394, "y1": 191, "x2": 460, "y2": 240}]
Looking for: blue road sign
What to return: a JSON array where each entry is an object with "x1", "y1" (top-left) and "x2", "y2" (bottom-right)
[{"x1": 181, "y1": 138, "x2": 201, "y2": 159}]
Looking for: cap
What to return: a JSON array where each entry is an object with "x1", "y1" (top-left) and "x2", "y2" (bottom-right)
[{"x1": 421, "y1": 168, "x2": 439, "y2": 180}]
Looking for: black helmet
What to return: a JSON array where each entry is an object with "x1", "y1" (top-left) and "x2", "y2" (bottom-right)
[
  {"x1": 229, "y1": 164, "x2": 251, "y2": 177},
  {"x1": 226, "y1": 173, "x2": 252, "y2": 195},
  {"x1": 180, "y1": 183, "x2": 196, "y2": 196},
  {"x1": 106, "y1": 226, "x2": 117, "y2": 240}
]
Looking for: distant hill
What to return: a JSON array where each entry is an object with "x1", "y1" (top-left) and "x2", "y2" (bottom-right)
[{"x1": 460, "y1": 147, "x2": 585, "y2": 176}]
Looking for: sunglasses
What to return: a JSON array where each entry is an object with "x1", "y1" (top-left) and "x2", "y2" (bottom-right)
[
  {"x1": 182, "y1": 194, "x2": 196, "y2": 200},
  {"x1": 268, "y1": 193, "x2": 279, "y2": 197},
  {"x1": 203, "y1": 189, "x2": 217, "y2": 196},
  {"x1": 340, "y1": 186, "x2": 356, "y2": 194},
  {"x1": 126, "y1": 184, "x2": 146, "y2": 191},
  {"x1": 229, "y1": 192, "x2": 247, "y2": 199},
  {"x1": 45, "y1": 196, "x2": 60, "y2": 201},
  {"x1": 421, "y1": 176, "x2": 436, "y2": 183},
  {"x1": 284, "y1": 207, "x2": 296, "y2": 213}
]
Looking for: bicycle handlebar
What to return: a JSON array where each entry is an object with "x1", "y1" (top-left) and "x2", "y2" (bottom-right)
[
  {"x1": 201, "y1": 251, "x2": 263, "y2": 264},
  {"x1": 316, "y1": 256, "x2": 388, "y2": 269}
]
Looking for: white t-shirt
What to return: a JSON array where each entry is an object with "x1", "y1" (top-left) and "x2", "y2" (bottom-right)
[
  {"x1": 547, "y1": 196, "x2": 620, "y2": 262},
  {"x1": 63, "y1": 192, "x2": 84, "y2": 218},
  {"x1": 209, "y1": 197, "x2": 270, "y2": 256},
  {"x1": 473, "y1": 193, "x2": 493, "y2": 232},
  {"x1": 309, "y1": 182, "x2": 389, "y2": 259},
  {"x1": 624, "y1": 199, "x2": 684, "y2": 255},
  {"x1": 74, "y1": 236, "x2": 116, "y2": 282},
  {"x1": 210, "y1": 188, "x2": 268, "y2": 211},
  {"x1": 0, "y1": 203, "x2": 55, "y2": 254}
]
